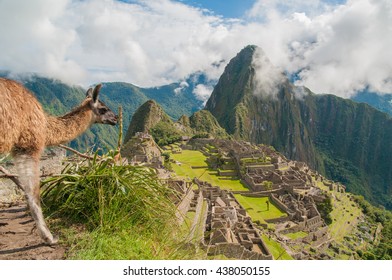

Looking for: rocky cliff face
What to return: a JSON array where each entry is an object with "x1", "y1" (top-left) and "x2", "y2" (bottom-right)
[{"x1": 206, "y1": 45, "x2": 392, "y2": 209}]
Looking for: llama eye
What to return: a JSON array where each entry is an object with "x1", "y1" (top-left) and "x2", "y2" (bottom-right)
[{"x1": 99, "y1": 108, "x2": 108, "y2": 114}]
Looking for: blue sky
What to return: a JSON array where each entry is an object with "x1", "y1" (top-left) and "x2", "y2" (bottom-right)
[
  {"x1": 177, "y1": 0, "x2": 348, "y2": 19},
  {"x1": 178, "y1": 0, "x2": 256, "y2": 18},
  {"x1": 0, "y1": 0, "x2": 391, "y2": 99}
]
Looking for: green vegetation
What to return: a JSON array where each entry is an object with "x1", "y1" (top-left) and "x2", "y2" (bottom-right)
[
  {"x1": 261, "y1": 235, "x2": 293, "y2": 260},
  {"x1": 181, "y1": 211, "x2": 196, "y2": 235},
  {"x1": 233, "y1": 195, "x2": 287, "y2": 224},
  {"x1": 41, "y1": 151, "x2": 194, "y2": 259},
  {"x1": 285, "y1": 231, "x2": 308, "y2": 240},
  {"x1": 316, "y1": 180, "x2": 362, "y2": 243},
  {"x1": 316, "y1": 195, "x2": 333, "y2": 225},
  {"x1": 353, "y1": 196, "x2": 392, "y2": 260},
  {"x1": 189, "y1": 110, "x2": 229, "y2": 139},
  {"x1": 123, "y1": 99, "x2": 182, "y2": 144},
  {"x1": 170, "y1": 150, "x2": 248, "y2": 192},
  {"x1": 150, "y1": 121, "x2": 182, "y2": 146},
  {"x1": 262, "y1": 181, "x2": 273, "y2": 191}
]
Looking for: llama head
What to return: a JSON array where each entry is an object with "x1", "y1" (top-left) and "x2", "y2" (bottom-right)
[{"x1": 86, "y1": 84, "x2": 118, "y2": 125}]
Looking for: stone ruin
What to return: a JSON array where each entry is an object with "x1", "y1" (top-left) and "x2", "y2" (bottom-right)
[
  {"x1": 113, "y1": 136, "x2": 348, "y2": 259},
  {"x1": 121, "y1": 132, "x2": 163, "y2": 168},
  {"x1": 177, "y1": 139, "x2": 344, "y2": 258},
  {"x1": 167, "y1": 175, "x2": 273, "y2": 260},
  {"x1": 196, "y1": 180, "x2": 273, "y2": 260}
]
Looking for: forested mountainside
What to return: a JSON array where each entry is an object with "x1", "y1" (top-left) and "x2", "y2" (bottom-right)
[{"x1": 205, "y1": 46, "x2": 392, "y2": 209}]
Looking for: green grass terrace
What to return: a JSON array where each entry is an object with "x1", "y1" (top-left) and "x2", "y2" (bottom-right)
[
  {"x1": 233, "y1": 195, "x2": 288, "y2": 225},
  {"x1": 170, "y1": 150, "x2": 249, "y2": 192}
]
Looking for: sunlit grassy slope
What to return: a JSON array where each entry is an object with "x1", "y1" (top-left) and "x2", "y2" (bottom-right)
[{"x1": 316, "y1": 180, "x2": 362, "y2": 243}]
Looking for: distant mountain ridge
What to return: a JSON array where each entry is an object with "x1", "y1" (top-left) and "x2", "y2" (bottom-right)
[
  {"x1": 0, "y1": 72, "x2": 205, "y2": 151},
  {"x1": 352, "y1": 90, "x2": 392, "y2": 116},
  {"x1": 205, "y1": 45, "x2": 392, "y2": 209},
  {"x1": 3, "y1": 51, "x2": 392, "y2": 210}
]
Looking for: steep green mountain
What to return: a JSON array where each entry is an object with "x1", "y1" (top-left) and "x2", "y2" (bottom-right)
[
  {"x1": 205, "y1": 45, "x2": 392, "y2": 209},
  {"x1": 123, "y1": 99, "x2": 182, "y2": 146},
  {"x1": 189, "y1": 110, "x2": 229, "y2": 139},
  {"x1": 124, "y1": 101, "x2": 229, "y2": 146},
  {"x1": 0, "y1": 73, "x2": 203, "y2": 151}
]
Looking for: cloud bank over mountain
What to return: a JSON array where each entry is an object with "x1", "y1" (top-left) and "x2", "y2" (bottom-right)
[{"x1": 0, "y1": 0, "x2": 391, "y2": 98}]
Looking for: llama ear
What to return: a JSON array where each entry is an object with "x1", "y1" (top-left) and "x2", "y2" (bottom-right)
[
  {"x1": 92, "y1": 84, "x2": 102, "y2": 103},
  {"x1": 86, "y1": 88, "x2": 93, "y2": 98}
]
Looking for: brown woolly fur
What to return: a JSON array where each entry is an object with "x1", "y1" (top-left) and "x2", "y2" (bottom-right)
[{"x1": 0, "y1": 78, "x2": 118, "y2": 244}]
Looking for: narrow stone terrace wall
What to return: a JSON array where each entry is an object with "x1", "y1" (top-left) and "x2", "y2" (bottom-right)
[{"x1": 176, "y1": 187, "x2": 195, "y2": 224}]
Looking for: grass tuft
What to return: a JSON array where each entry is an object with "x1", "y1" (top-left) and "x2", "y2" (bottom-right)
[{"x1": 41, "y1": 151, "x2": 196, "y2": 259}]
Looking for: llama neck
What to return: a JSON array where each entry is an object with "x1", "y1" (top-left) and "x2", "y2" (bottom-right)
[{"x1": 45, "y1": 104, "x2": 94, "y2": 146}]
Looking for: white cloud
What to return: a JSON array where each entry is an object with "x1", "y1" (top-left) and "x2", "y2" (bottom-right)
[
  {"x1": 247, "y1": 0, "x2": 338, "y2": 19},
  {"x1": 0, "y1": 0, "x2": 236, "y2": 86},
  {"x1": 174, "y1": 81, "x2": 189, "y2": 94},
  {"x1": 247, "y1": 0, "x2": 392, "y2": 97},
  {"x1": 0, "y1": 0, "x2": 391, "y2": 99},
  {"x1": 251, "y1": 47, "x2": 286, "y2": 98},
  {"x1": 193, "y1": 84, "x2": 214, "y2": 104}
]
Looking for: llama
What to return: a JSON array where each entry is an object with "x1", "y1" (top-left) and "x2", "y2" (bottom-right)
[{"x1": 0, "y1": 78, "x2": 118, "y2": 244}]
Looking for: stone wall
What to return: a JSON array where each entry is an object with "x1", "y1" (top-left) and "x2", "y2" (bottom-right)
[
  {"x1": 270, "y1": 193, "x2": 293, "y2": 216},
  {"x1": 176, "y1": 187, "x2": 195, "y2": 224},
  {"x1": 305, "y1": 215, "x2": 324, "y2": 231},
  {"x1": 1, "y1": 148, "x2": 66, "y2": 204},
  {"x1": 265, "y1": 216, "x2": 291, "y2": 223},
  {"x1": 206, "y1": 242, "x2": 273, "y2": 260},
  {"x1": 187, "y1": 190, "x2": 206, "y2": 243}
]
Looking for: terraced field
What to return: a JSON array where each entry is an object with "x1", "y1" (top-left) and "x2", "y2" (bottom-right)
[
  {"x1": 316, "y1": 181, "x2": 362, "y2": 243},
  {"x1": 233, "y1": 195, "x2": 287, "y2": 224},
  {"x1": 170, "y1": 150, "x2": 248, "y2": 192}
]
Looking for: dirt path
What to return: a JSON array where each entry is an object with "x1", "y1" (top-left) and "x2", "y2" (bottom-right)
[{"x1": 0, "y1": 202, "x2": 65, "y2": 260}]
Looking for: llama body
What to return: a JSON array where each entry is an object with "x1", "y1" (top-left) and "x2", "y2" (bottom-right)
[{"x1": 0, "y1": 78, "x2": 117, "y2": 244}]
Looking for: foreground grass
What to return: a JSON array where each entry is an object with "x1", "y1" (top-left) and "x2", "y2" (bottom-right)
[
  {"x1": 42, "y1": 152, "x2": 198, "y2": 260},
  {"x1": 63, "y1": 226, "x2": 193, "y2": 260},
  {"x1": 171, "y1": 150, "x2": 248, "y2": 191}
]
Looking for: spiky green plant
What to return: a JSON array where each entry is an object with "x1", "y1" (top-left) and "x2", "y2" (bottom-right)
[{"x1": 41, "y1": 151, "x2": 175, "y2": 231}]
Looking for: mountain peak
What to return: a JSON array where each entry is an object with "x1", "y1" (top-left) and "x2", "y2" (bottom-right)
[
  {"x1": 205, "y1": 46, "x2": 392, "y2": 209},
  {"x1": 123, "y1": 99, "x2": 172, "y2": 143},
  {"x1": 205, "y1": 45, "x2": 288, "y2": 134}
]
